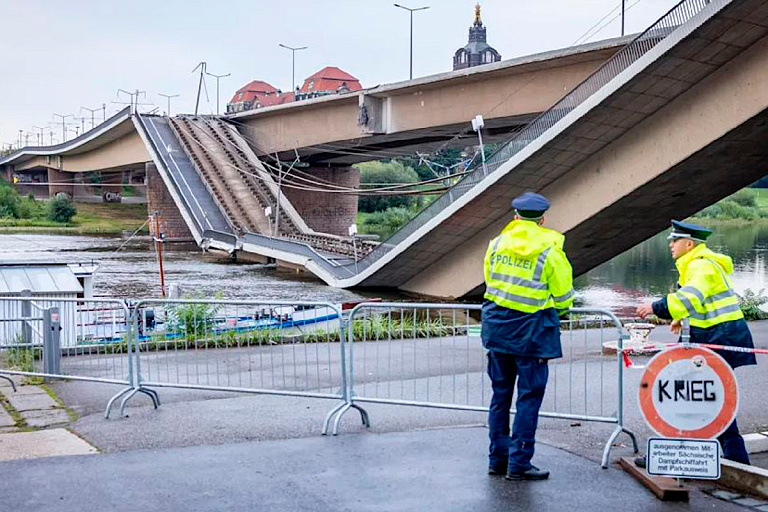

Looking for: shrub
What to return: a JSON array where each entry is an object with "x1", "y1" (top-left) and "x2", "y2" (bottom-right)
[
  {"x1": 727, "y1": 189, "x2": 757, "y2": 207},
  {"x1": 0, "y1": 183, "x2": 20, "y2": 218},
  {"x1": 359, "y1": 207, "x2": 415, "y2": 240},
  {"x1": 356, "y1": 161, "x2": 420, "y2": 213},
  {"x1": 47, "y1": 196, "x2": 77, "y2": 223},
  {"x1": 739, "y1": 288, "x2": 768, "y2": 321},
  {"x1": 18, "y1": 196, "x2": 43, "y2": 219}
]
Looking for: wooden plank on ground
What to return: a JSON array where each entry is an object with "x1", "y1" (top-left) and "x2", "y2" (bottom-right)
[{"x1": 618, "y1": 457, "x2": 690, "y2": 501}]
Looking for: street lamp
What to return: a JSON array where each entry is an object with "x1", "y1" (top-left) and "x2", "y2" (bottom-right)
[
  {"x1": 158, "y1": 93, "x2": 180, "y2": 116},
  {"x1": 278, "y1": 43, "x2": 308, "y2": 95},
  {"x1": 205, "y1": 71, "x2": 230, "y2": 115},
  {"x1": 394, "y1": 3, "x2": 429, "y2": 80}
]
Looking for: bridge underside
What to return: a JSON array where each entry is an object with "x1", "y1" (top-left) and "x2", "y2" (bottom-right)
[{"x1": 389, "y1": 2, "x2": 768, "y2": 298}]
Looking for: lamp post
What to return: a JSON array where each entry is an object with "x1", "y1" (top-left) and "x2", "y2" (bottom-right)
[
  {"x1": 278, "y1": 44, "x2": 308, "y2": 95},
  {"x1": 394, "y1": 3, "x2": 429, "y2": 80},
  {"x1": 158, "y1": 93, "x2": 180, "y2": 116},
  {"x1": 205, "y1": 71, "x2": 230, "y2": 115},
  {"x1": 81, "y1": 106, "x2": 101, "y2": 129},
  {"x1": 52, "y1": 113, "x2": 73, "y2": 142}
]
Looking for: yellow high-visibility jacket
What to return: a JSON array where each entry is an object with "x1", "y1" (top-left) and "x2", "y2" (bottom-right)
[
  {"x1": 483, "y1": 220, "x2": 574, "y2": 313},
  {"x1": 667, "y1": 244, "x2": 743, "y2": 328}
]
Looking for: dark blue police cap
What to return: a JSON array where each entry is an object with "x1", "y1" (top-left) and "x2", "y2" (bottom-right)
[
  {"x1": 511, "y1": 192, "x2": 550, "y2": 219},
  {"x1": 668, "y1": 219, "x2": 712, "y2": 242}
]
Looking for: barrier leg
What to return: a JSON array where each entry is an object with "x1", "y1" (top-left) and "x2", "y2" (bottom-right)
[
  {"x1": 105, "y1": 386, "x2": 133, "y2": 419},
  {"x1": 0, "y1": 375, "x2": 17, "y2": 392},
  {"x1": 331, "y1": 401, "x2": 370, "y2": 436},
  {"x1": 138, "y1": 386, "x2": 160, "y2": 408},
  {"x1": 600, "y1": 426, "x2": 639, "y2": 469},
  {"x1": 119, "y1": 387, "x2": 141, "y2": 417},
  {"x1": 322, "y1": 401, "x2": 347, "y2": 436}
]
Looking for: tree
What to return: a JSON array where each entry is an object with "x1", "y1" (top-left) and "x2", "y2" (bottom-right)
[{"x1": 355, "y1": 161, "x2": 420, "y2": 213}]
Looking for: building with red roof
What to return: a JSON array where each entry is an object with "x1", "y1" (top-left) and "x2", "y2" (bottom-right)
[
  {"x1": 226, "y1": 67, "x2": 362, "y2": 114},
  {"x1": 227, "y1": 80, "x2": 293, "y2": 113},
  {"x1": 296, "y1": 66, "x2": 362, "y2": 101}
]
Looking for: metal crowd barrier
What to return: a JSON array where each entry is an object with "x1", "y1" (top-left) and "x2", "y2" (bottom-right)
[
  {"x1": 0, "y1": 297, "x2": 135, "y2": 417},
  {"x1": 339, "y1": 303, "x2": 637, "y2": 467},
  {"x1": 130, "y1": 299, "x2": 349, "y2": 433}
]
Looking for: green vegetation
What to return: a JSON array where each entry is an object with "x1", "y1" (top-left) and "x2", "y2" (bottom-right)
[
  {"x1": 356, "y1": 160, "x2": 422, "y2": 213},
  {"x1": 358, "y1": 207, "x2": 418, "y2": 240},
  {"x1": 694, "y1": 188, "x2": 768, "y2": 221},
  {"x1": 738, "y1": 288, "x2": 768, "y2": 320},
  {"x1": 47, "y1": 195, "x2": 77, "y2": 223},
  {"x1": 0, "y1": 199, "x2": 149, "y2": 234}
]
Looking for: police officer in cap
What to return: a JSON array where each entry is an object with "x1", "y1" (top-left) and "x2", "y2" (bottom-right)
[
  {"x1": 482, "y1": 192, "x2": 574, "y2": 480},
  {"x1": 637, "y1": 219, "x2": 756, "y2": 465}
]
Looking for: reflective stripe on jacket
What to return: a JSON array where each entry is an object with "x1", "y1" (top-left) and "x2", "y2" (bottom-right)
[
  {"x1": 666, "y1": 244, "x2": 743, "y2": 328},
  {"x1": 483, "y1": 220, "x2": 574, "y2": 313}
]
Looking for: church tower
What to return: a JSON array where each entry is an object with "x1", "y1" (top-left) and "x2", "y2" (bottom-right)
[{"x1": 453, "y1": 4, "x2": 502, "y2": 71}]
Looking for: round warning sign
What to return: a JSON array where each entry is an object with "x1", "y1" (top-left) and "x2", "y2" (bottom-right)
[{"x1": 638, "y1": 346, "x2": 738, "y2": 439}]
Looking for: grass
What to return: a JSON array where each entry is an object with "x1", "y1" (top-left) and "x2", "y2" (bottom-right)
[{"x1": 0, "y1": 202, "x2": 149, "y2": 234}]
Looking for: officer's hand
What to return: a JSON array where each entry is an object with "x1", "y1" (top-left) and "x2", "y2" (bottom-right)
[
  {"x1": 636, "y1": 304, "x2": 653, "y2": 318},
  {"x1": 670, "y1": 319, "x2": 682, "y2": 335}
]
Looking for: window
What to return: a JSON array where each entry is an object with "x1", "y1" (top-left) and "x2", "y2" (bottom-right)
[{"x1": 308, "y1": 80, "x2": 314, "y2": 90}]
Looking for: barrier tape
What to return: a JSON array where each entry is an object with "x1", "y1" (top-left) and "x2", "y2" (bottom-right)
[{"x1": 622, "y1": 342, "x2": 768, "y2": 369}]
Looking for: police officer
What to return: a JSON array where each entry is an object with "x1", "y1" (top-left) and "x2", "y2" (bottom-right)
[
  {"x1": 482, "y1": 192, "x2": 574, "y2": 480},
  {"x1": 637, "y1": 220, "x2": 756, "y2": 465}
]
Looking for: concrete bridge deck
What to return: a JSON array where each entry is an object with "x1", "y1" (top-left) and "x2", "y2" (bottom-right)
[{"x1": 2, "y1": 0, "x2": 766, "y2": 299}]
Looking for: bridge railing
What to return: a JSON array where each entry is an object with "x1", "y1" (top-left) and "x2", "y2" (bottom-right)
[{"x1": 355, "y1": 0, "x2": 720, "y2": 274}]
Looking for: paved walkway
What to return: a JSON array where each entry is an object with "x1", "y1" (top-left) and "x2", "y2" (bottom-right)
[{"x1": 0, "y1": 426, "x2": 742, "y2": 512}]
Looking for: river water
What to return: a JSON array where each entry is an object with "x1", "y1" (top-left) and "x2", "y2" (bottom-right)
[{"x1": 2, "y1": 223, "x2": 766, "y2": 312}]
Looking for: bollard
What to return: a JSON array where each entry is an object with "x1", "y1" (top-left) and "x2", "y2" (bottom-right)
[
  {"x1": 42, "y1": 307, "x2": 61, "y2": 377},
  {"x1": 20, "y1": 290, "x2": 32, "y2": 344}
]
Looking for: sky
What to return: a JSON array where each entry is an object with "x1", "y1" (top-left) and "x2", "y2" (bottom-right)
[{"x1": 0, "y1": 0, "x2": 681, "y2": 149}]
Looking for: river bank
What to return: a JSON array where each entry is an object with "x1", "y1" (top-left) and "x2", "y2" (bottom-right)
[{"x1": 0, "y1": 203, "x2": 148, "y2": 235}]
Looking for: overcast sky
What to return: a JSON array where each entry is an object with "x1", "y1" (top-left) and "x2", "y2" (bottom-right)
[{"x1": 0, "y1": 0, "x2": 681, "y2": 148}]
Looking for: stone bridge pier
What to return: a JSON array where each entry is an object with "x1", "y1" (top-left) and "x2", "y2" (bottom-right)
[{"x1": 282, "y1": 165, "x2": 359, "y2": 236}]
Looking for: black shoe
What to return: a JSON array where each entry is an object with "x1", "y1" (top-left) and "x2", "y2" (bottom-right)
[
  {"x1": 634, "y1": 456, "x2": 646, "y2": 469},
  {"x1": 505, "y1": 465, "x2": 550, "y2": 481},
  {"x1": 488, "y1": 464, "x2": 507, "y2": 475}
]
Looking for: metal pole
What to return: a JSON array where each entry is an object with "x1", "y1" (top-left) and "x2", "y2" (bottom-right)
[
  {"x1": 409, "y1": 10, "x2": 413, "y2": 80},
  {"x1": 20, "y1": 289, "x2": 32, "y2": 344},
  {"x1": 394, "y1": 5, "x2": 429, "y2": 80},
  {"x1": 621, "y1": 0, "x2": 626, "y2": 36},
  {"x1": 279, "y1": 44, "x2": 308, "y2": 95}
]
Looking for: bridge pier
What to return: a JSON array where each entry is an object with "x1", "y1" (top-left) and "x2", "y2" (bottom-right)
[
  {"x1": 47, "y1": 168, "x2": 74, "y2": 198},
  {"x1": 145, "y1": 162, "x2": 194, "y2": 241},
  {"x1": 282, "y1": 165, "x2": 359, "y2": 237}
]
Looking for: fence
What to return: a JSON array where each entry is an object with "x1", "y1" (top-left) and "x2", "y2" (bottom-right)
[
  {"x1": 0, "y1": 297, "x2": 135, "y2": 417},
  {"x1": 0, "y1": 297, "x2": 640, "y2": 467},
  {"x1": 340, "y1": 303, "x2": 637, "y2": 468},
  {"x1": 130, "y1": 299, "x2": 349, "y2": 433}
]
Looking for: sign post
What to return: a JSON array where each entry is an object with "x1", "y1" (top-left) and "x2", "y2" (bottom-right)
[{"x1": 638, "y1": 346, "x2": 738, "y2": 480}]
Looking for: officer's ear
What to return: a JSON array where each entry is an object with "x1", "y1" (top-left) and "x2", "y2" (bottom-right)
[{"x1": 537, "y1": 216, "x2": 545, "y2": 226}]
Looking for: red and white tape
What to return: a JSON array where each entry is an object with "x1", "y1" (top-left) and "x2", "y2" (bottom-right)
[{"x1": 621, "y1": 342, "x2": 768, "y2": 369}]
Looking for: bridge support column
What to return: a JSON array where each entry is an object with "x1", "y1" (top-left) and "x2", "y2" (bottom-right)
[
  {"x1": 282, "y1": 165, "x2": 359, "y2": 236},
  {"x1": 47, "y1": 168, "x2": 74, "y2": 198},
  {"x1": 145, "y1": 162, "x2": 193, "y2": 241}
]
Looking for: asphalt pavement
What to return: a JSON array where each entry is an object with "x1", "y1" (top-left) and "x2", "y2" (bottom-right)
[{"x1": 0, "y1": 426, "x2": 744, "y2": 512}]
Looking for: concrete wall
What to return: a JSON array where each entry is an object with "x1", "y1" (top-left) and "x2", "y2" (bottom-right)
[
  {"x1": 282, "y1": 166, "x2": 359, "y2": 236},
  {"x1": 145, "y1": 162, "x2": 193, "y2": 241}
]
